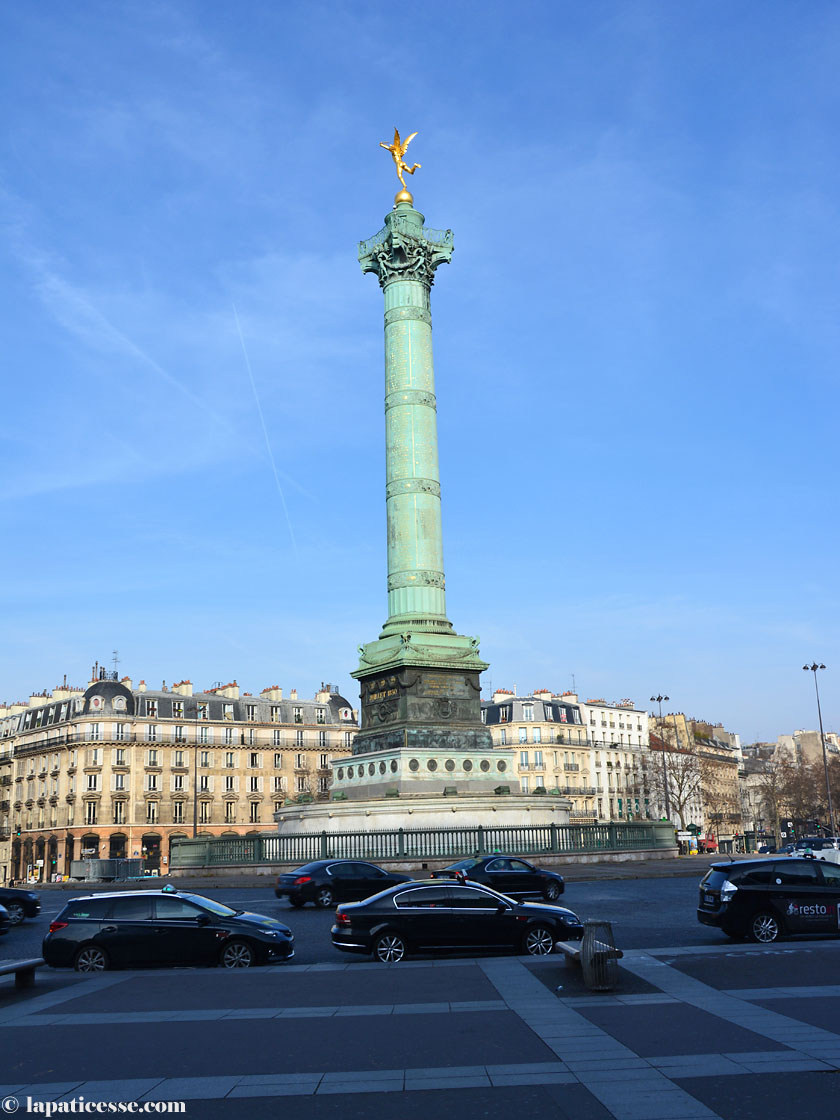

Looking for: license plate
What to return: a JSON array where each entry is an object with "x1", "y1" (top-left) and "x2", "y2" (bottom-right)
[{"x1": 704, "y1": 892, "x2": 715, "y2": 905}]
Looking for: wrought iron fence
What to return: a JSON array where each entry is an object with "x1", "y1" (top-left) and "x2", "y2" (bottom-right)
[{"x1": 170, "y1": 820, "x2": 674, "y2": 869}]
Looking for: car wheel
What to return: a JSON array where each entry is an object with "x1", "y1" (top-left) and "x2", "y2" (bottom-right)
[
  {"x1": 5, "y1": 903, "x2": 25, "y2": 924},
  {"x1": 523, "y1": 924, "x2": 555, "y2": 956},
  {"x1": 315, "y1": 887, "x2": 335, "y2": 909},
  {"x1": 373, "y1": 931, "x2": 407, "y2": 963},
  {"x1": 220, "y1": 939, "x2": 255, "y2": 968},
  {"x1": 749, "y1": 912, "x2": 781, "y2": 944},
  {"x1": 74, "y1": 945, "x2": 109, "y2": 973},
  {"x1": 542, "y1": 881, "x2": 562, "y2": 902},
  {"x1": 289, "y1": 898, "x2": 306, "y2": 909}
]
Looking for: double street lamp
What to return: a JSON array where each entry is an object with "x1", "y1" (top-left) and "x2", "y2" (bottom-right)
[
  {"x1": 803, "y1": 663, "x2": 836, "y2": 836},
  {"x1": 650, "y1": 694, "x2": 672, "y2": 821}
]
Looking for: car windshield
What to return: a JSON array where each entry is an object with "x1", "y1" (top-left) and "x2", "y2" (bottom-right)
[
  {"x1": 447, "y1": 859, "x2": 480, "y2": 871},
  {"x1": 181, "y1": 894, "x2": 237, "y2": 918}
]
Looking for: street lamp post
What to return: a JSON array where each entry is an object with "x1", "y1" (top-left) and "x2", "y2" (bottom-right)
[
  {"x1": 803, "y1": 663, "x2": 836, "y2": 836},
  {"x1": 650, "y1": 694, "x2": 671, "y2": 821}
]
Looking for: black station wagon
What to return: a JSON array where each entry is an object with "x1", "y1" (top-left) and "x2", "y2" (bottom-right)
[
  {"x1": 698, "y1": 857, "x2": 840, "y2": 943},
  {"x1": 43, "y1": 888, "x2": 294, "y2": 971}
]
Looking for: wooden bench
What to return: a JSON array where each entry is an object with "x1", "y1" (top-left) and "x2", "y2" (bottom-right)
[{"x1": 0, "y1": 958, "x2": 45, "y2": 990}]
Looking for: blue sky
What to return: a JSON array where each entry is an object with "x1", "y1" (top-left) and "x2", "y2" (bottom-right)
[{"x1": 1, "y1": 1, "x2": 838, "y2": 742}]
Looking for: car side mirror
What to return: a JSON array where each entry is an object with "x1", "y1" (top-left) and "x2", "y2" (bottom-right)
[
  {"x1": 496, "y1": 903, "x2": 508, "y2": 914},
  {"x1": 196, "y1": 914, "x2": 210, "y2": 926}
]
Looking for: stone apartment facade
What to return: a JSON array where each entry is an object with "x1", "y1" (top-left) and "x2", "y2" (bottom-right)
[
  {"x1": 0, "y1": 670, "x2": 356, "y2": 883},
  {"x1": 480, "y1": 690, "x2": 650, "y2": 822}
]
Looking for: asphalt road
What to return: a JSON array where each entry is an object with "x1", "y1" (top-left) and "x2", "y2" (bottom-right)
[{"x1": 4, "y1": 874, "x2": 733, "y2": 965}]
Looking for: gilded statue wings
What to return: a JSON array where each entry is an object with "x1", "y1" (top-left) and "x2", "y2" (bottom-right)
[{"x1": 392, "y1": 128, "x2": 418, "y2": 156}]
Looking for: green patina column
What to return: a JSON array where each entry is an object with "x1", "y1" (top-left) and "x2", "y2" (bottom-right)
[
  {"x1": 362, "y1": 202, "x2": 453, "y2": 637},
  {"x1": 351, "y1": 192, "x2": 492, "y2": 758}
]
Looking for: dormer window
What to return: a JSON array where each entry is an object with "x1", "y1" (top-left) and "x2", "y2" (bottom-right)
[{"x1": 146, "y1": 699, "x2": 158, "y2": 718}]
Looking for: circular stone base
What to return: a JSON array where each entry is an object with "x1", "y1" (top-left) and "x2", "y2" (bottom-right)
[{"x1": 274, "y1": 794, "x2": 572, "y2": 834}]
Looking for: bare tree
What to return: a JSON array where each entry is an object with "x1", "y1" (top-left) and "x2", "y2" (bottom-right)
[{"x1": 648, "y1": 735, "x2": 701, "y2": 829}]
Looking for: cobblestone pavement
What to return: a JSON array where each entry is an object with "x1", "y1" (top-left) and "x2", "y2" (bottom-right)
[{"x1": 2, "y1": 939, "x2": 839, "y2": 1119}]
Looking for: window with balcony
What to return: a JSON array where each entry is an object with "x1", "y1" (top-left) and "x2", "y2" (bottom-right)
[
  {"x1": 115, "y1": 724, "x2": 126, "y2": 742},
  {"x1": 89, "y1": 723, "x2": 101, "y2": 742},
  {"x1": 520, "y1": 751, "x2": 529, "y2": 767},
  {"x1": 500, "y1": 729, "x2": 507, "y2": 745},
  {"x1": 225, "y1": 752, "x2": 235, "y2": 769},
  {"x1": 520, "y1": 777, "x2": 529, "y2": 793},
  {"x1": 113, "y1": 802, "x2": 125, "y2": 825},
  {"x1": 224, "y1": 728, "x2": 234, "y2": 745},
  {"x1": 296, "y1": 776, "x2": 307, "y2": 793},
  {"x1": 225, "y1": 774, "x2": 235, "y2": 791},
  {"x1": 249, "y1": 752, "x2": 259, "y2": 768},
  {"x1": 344, "y1": 732, "x2": 352, "y2": 748},
  {"x1": 319, "y1": 777, "x2": 329, "y2": 793},
  {"x1": 295, "y1": 730, "x2": 304, "y2": 747},
  {"x1": 199, "y1": 775, "x2": 209, "y2": 792},
  {"x1": 114, "y1": 773, "x2": 125, "y2": 791},
  {"x1": 148, "y1": 749, "x2": 158, "y2": 766},
  {"x1": 174, "y1": 750, "x2": 184, "y2": 767},
  {"x1": 249, "y1": 803, "x2": 260, "y2": 823},
  {"x1": 200, "y1": 750, "x2": 209, "y2": 767},
  {"x1": 518, "y1": 728, "x2": 527, "y2": 744},
  {"x1": 250, "y1": 776, "x2": 259, "y2": 792},
  {"x1": 273, "y1": 730, "x2": 282, "y2": 747},
  {"x1": 115, "y1": 747, "x2": 126, "y2": 765},
  {"x1": 534, "y1": 751, "x2": 544, "y2": 769},
  {"x1": 319, "y1": 753, "x2": 328, "y2": 769},
  {"x1": 295, "y1": 753, "x2": 305, "y2": 769},
  {"x1": 199, "y1": 727, "x2": 209, "y2": 745},
  {"x1": 85, "y1": 801, "x2": 97, "y2": 825},
  {"x1": 533, "y1": 728, "x2": 542, "y2": 744},
  {"x1": 273, "y1": 752, "x2": 282, "y2": 769},
  {"x1": 86, "y1": 773, "x2": 98, "y2": 791},
  {"x1": 147, "y1": 773, "x2": 158, "y2": 792},
  {"x1": 173, "y1": 802, "x2": 184, "y2": 823},
  {"x1": 224, "y1": 802, "x2": 235, "y2": 823},
  {"x1": 146, "y1": 725, "x2": 158, "y2": 743},
  {"x1": 199, "y1": 802, "x2": 210, "y2": 824},
  {"x1": 174, "y1": 726, "x2": 185, "y2": 744},
  {"x1": 274, "y1": 776, "x2": 284, "y2": 793},
  {"x1": 173, "y1": 774, "x2": 184, "y2": 792}
]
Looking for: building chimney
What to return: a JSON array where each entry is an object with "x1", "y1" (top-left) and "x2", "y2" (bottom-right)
[
  {"x1": 290, "y1": 689, "x2": 298, "y2": 701},
  {"x1": 261, "y1": 686, "x2": 283, "y2": 701}
]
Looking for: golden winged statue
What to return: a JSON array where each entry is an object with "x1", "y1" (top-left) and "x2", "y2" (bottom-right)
[{"x1": 380, "y1": 127, "x2": 421, "y2": 191}]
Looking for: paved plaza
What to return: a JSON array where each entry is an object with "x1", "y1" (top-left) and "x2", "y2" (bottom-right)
[{"x1": 2, "y1": 939, "x2": 840, "y2": 1119}]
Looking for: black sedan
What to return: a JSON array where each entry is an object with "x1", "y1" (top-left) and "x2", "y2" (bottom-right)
[
  {"x1": 0, "y1": 886, "x2": 41, "y2": 925},
  {"x1": 331, "y1": 878, "x2": 583, "y2": 962},
  {"x1": 43, "y1": 888, "x2": 294, "y2": 971},
  {"x1": 275, "y1": 859, "x2": 413, "y2": 909},
  {"x1": 0, "y1": 903, "x2": 9, "y2": 936},
  {"x1": 431, "y1": 856, "x2": 565, "y2": 901}
]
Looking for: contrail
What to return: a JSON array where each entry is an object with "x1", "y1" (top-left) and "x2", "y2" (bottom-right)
[{"x1": 232, "y1": 302, "x2": 299, "y2": 559}]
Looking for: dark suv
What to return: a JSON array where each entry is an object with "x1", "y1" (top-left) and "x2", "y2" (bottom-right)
[
  {"x1": 43, "y1": 888, "x2": 294, "y2": 971},
  {"x1": 698, "y1": 857, "x2": 840, "y2": 942}
]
